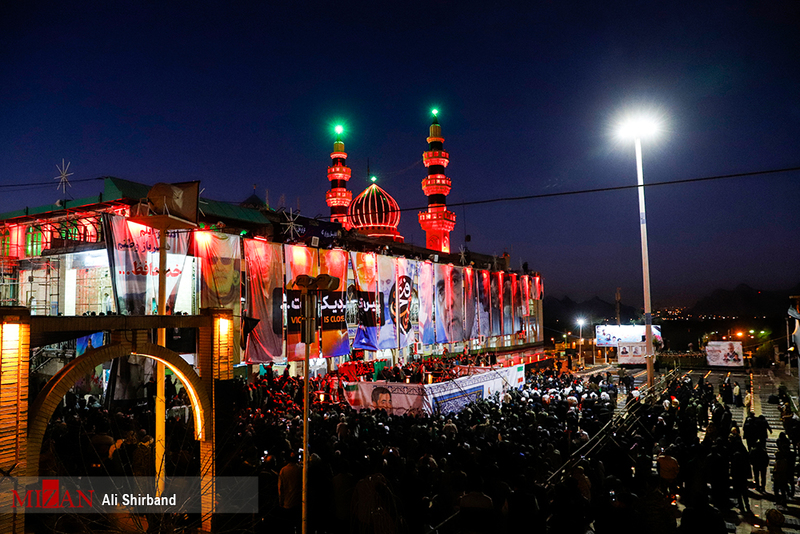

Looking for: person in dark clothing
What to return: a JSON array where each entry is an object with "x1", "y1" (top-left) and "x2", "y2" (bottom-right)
[
  {"x1": 730, "y1": 448, "x2": 752, "y2": 513},
  {"x1": 750, "y1": 442, "x2": 770, "y2": 492}
]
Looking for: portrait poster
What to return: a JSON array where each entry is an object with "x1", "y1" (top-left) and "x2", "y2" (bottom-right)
[
  {"x1": 435, "y1": 264, "x2": 466, "y2": 343},
  {"x1": 395, "y1": 258, "x2": 417, "y2": 349},
  {"x1": 450, "y1": 266, "x2": 466, "y2": 342},
  {"x1": 463, "y1": 267, "x2": 477, "y2": 340},
  {"x1": 617, "y1": 342, "x2": 647, "y2": 365},
  {"x1": 284, "y1": 244, "x2": 319, "y2": 361},
  {"x1": 319, "y1": 249, "x2": 349, "y2": 357},
  {"x1": 490, "y1": 272, "x2": 503, "y2": 337},
  {"x1": 350, "y1": 252, "x2": 379, "y2": 351},
  {"x1": 418, "y1": 261, "x2": 435, "y2": 345},
  {"x1": 508, "y1": 273, "x2": 520, "y2": 333},
  {"x1": 106, "y1": 214, "x2": 190, "y2": 316},
  {"x1": 502, "y1": 272, "x2": 514, "y2": 335},
  {"x1": 377, "y1": 255, "x2": 398, "y2": 350},
  {"x1": 705, "y1": 341, "x2": 744, "y2": 367},
  {"x1": 477, "y1": 270, "x2": 491, "y2": 337},
  {"x1": 243, "y1": 239, "x2": 283, "y2": 364},
  {"x1": 342, "y1": 381, "x2": 426, "y2": 415},
  {"x1": 531, "y1": 275, "x2": 543, "y2": 300},
  {"x1": 77, "y1": 332, "x2": 105, "y2": 356}
]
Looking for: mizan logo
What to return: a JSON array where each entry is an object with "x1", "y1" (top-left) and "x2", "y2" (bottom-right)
[
  {"x1": 390, "y1": 276, "x2": 412, "y2": 333},
  {"x1": 12, "y1": 479, "x2": 93, "y2": 509}
]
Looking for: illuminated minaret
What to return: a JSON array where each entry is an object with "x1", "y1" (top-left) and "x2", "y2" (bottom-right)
[
  {"x1": 326, "y1": 125, "x2": 352, "y2": 228},
  {"x1": 418, "y1": 109, "x2": 456, "y2": 252}
]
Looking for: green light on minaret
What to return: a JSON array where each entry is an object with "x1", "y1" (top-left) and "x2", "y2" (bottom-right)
[
  {"x1": 335, "y1": 125, "x2": 343, "y2": 135},
  {"x1": 431, "y1": 109, "x2": 438, "y2": 117},
  {"x1": 370, "y1": 175, "x2": 377, "y2": 183}
]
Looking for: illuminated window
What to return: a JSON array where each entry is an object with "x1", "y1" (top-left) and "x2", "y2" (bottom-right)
[
  {"x1": 25, "y1": 227, "x2": 43, "y2": 257},
  {"x1": 0, "y1": 228, "x2": 9, "y2": 257}
]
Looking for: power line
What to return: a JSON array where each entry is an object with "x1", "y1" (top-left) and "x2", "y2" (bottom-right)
[
  {"x1": 404, "y1": 165, "x2": 800, "y2": 214},
  {"x1": 310, "y1": 165, "x2": 800, "y2": 220},
  {"x1": 0, "y1": 177, "x2": 101, "y2": 190}
]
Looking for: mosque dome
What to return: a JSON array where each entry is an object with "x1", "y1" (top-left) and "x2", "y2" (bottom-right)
[{"x1": 347, "y1": 184, "x2": 404, "y2": 242}]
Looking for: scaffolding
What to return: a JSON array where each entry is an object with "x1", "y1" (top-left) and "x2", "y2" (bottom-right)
[{"x1": 19, "y1": 257, "x2": 61, "y2": 316}]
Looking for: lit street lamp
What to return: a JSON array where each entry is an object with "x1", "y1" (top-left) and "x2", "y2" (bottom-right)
[
  {"x1": 618, "y1": 116, "x2": 660, "y2": 387},
  {"x1": 577, "y1": 318, "x2": 586, "y2": 368}
]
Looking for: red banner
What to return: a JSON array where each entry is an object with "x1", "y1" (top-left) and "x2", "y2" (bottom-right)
[
  {"x1": 284, "y1": 245, "x2": 319, "y2": 361},
  {"x1": 243, "y1": 239, "x2": 283, "y2": 363}
]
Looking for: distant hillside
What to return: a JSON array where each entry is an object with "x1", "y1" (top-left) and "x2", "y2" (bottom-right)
[
  {"x1": 543, "y1": 295, "x2": 639, "y2": 329},
  {"x1": 689, "y1": 283, "x2": 800, "y2": 317}
]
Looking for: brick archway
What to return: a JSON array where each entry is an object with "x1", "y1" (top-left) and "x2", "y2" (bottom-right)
[{"x1": 26, "y1": 341, "x2": 212, "y2": 477}]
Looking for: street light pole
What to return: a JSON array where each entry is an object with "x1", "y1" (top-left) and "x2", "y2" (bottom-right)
[
  {"x1": 634, "y1": 137, "x2": 655, "y2": 387},
  {"x1": 577, "y1": 318, "x2": 585, "y2": 369},
  {"x1": 293, "y1": 273, "x2": 339, "y2": 534}
]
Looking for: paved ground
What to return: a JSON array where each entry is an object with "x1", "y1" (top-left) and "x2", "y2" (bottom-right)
[{"x1": 579, "y1": 364, "x2": 800, "y2": 533}]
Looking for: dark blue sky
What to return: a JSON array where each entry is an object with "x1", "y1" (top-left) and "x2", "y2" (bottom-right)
[{"x1": 2, "y1": 1, "x2": 799, "y2": 308}]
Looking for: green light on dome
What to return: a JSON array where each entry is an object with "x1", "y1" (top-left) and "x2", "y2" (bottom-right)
[
  {"x1": 370, "y1": 175, "x2": 377, "y2": 183},
  {"x1": 335, "y1": 125, "x2": 343, "y2": 135},
  {"x1": 431, "y1": 109, "x2": 438, "y2": 116}
]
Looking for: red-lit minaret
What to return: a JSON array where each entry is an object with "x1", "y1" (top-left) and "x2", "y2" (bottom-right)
[
  {"x1": 418, "y1": 109, "x2": 456, "y2": 252},
  {"x1": 326, "y1": 125, "x2": 352, "y2": 229}
]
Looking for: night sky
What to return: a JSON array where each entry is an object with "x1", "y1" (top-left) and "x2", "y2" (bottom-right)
[{"x1": 2, "y1": 1, "x2": 799, "y2": 309}]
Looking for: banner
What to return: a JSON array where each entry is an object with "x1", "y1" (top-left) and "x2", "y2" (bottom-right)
[
  {"x1": 463, "y1": 267, "x2": 477, "y2": 340},
  {"x1": 490, "y1": 272, "x2": 502, "y2": 336},
  {"x1": 477, "y1": 270, "x2": 491, "y2": 338},
  {"x1": 425, "y1": 365, "x2": 525, "y2": 414},
  {"x1": 596, "y1": 325, "x2": 663, "y2": 348},
  {"x1": 502, "y1": 272, "x2": 514, "y2": 335},
  {"x1": 342, "y1": 365, "x2": 524, "y2": 416},
  {"x1": 195, "y1": 231, "x2": 241, "y2": 358},
  {"x1": 243, "y1": 239, "x2": 283, "y2": 363},
  {"x1": 435, "y1": 264, "x2": 465, "y2": 343},
  {"x1": 284, "y1": 245, "x2": 319, "y2": 361},
  {"x1": 106, "y1": 214, "x2": 190, "y2": 316},
  {"x1": 342, "y1": 382, "x2": 427, "y2": 415},
  {"x1": 419, "y1": 262, "x2": 435, "y2": 345},
  {"x1": 618, "y1": 342, "x2": 647, "y2": 365},
  {"x1": 705, "y1": 341, "x2": 744, "y2": 367},
  {"x1": 351, "y1": 252, "x2": 379, "y2": 351},
  {"x1": 319, "y1": 249, "x2": 349, "y2": 357},
  {"x1": 377, "y1": 255, "x2": 398, "y2": 350},
  {"x1": 395, "y1": 258, "x2": 417, "y2": 349}
]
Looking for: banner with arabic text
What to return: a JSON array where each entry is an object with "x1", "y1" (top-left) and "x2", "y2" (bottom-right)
[
  {"x1": 284, "y1": 245, "x2": 319, "y2": 361},
  {"x1": 395, "y1": 258, "x2": 417, "y2": 349},
  {"x1": 243, "y1": 239, "x2": 283, "y2": 363},
  {"x1": 351, "y1": 252, "x2": 379, "y2": 351},
  {"x1": 319, "y1": 249, "x2": 349, "y2": 357},
  {"x1": 106, "y1": 214, "x2": 189, "y2": 316}
]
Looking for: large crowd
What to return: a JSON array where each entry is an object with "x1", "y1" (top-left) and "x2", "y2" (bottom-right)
[{"x1": 40, "y1": 363, "x2": 799, "y2": 534}]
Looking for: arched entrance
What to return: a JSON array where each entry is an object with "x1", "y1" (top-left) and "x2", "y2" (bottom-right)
[
  {"x1": 26, "y1": 341, "x2": 212, "y2": 475},
  {"x1": 0, "y1": 307, "x2": 232, "y2": 534}
]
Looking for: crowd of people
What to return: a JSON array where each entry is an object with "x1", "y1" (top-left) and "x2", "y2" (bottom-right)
[{"x1": 40, "y1": 362, "x2": 800, "y2": 533}]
